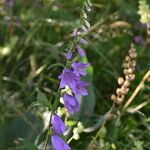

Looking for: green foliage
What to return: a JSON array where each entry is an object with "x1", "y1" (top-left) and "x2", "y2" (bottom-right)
[{"x1": 0, "y1": 0, "x2": 150, "y2": 149}]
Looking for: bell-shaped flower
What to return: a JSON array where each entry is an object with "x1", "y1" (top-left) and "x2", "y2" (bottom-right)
[
  {"x1": 63, "y1": 94, "x2": 79, "y2": 115},
  {"x1": 72, "y1": 81, "x2": 89, "y2": 96},
  {"x1": 51, "y1": 114, "x2": 66, "y2": 135},
  {"x1": 59, "y1": 69, "x2": 80, "y2": 89},
  {"x1": 51, "y1": 134, "x2": 71, "y2": 150},
  {"x1": 71, "y1": 62, "x2": 90, "y2": 76}
]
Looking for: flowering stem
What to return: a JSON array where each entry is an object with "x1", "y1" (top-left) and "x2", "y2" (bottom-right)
[
  {"x1": 43, "y1": 90, "x2": 60, "y2": 150},
  {"x1": 122, "y1": 70, "x2": 150, "y2": 111}
]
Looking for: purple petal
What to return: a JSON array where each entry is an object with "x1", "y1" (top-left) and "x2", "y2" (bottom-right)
[
  {"x1": 51, "y1": 114, "x2": 66, "y2": 135},
  {"x1": 77, "y1": 45, "x2": 86, "y2": 57},
  {"x1": 63, "y1": 94, "x2": 79, "y2": 114},
  {"x1": 51, "y1": 134, "x2": 71, "y2": 150},
  {"x1": 81, "y1": 25, "x2": 88, "y2": 33},
  {"x1": 71, "y1": 62, "x2": 90, "y2": 76},
  {"x1": 66, "y1": 51, "x2": 72, "y2": 60},
  {"x1": 80, "y1": 38, "x2": 88, "y2": 45}
]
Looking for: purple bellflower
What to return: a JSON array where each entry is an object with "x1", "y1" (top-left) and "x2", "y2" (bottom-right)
[
  {"x1": 58, "y1": 69, "x2": 80, "y2": 89},
  {"x1": 63, "y1": 94, "x2": 79, "y2": 115},
  {"x1": 72, "y1": 81, "x2": 89, "y2": 96},
  {"x1": 51, "y1": 114, "x2": 66, "y2": 135},
  {"x1": 71, "y1": 62, "x2": 90, "y2": 76},
  {"x1": 77, "y1": 45, "x2": 86, "y2": 57},
  {"x1": 51, "y1": 134, "x2": 71, "y2": 150}
]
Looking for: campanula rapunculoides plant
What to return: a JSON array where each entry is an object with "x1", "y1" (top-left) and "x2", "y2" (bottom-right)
[{"x1": 43, "y1": 0, "x2": 93, "y2": 149}]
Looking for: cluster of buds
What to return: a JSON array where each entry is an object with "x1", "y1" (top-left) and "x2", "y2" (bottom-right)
[{"x1": 111, "y1": 45, "x2": 137, "y2": 104}]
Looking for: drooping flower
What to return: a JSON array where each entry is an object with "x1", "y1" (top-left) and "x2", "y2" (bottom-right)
[
  {"x1": 72, "y1": 81, "x2": 89, "y2": 96},
  {"x1": 77, "y1": 45, "x2": 86, "y2": 57},
  {"x1": 63, "y1": 94, "x2": 79, "y2": 114},
  {"x1": 80, "y1": 37, "x2": 88, "y2": 45},
  {"x1": 51, "y1": 134, "x2": 71, "y2": 150},
  {"x1": 51, "y1": 114, "x2": 66, "y2": 135},
  {"x1": 66, "y1": 51, "x2": 72, "y2": 60},
  {"x1": 58, "y1": 69, "x2": 80, "y2": 89},
  {"x1": 71, "y1": 62, "x2": 90, "y2": 76}
]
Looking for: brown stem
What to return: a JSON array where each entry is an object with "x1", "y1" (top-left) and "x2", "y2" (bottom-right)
[{"x1": 122, "y1": 70, "x2": 150, "y2": 111}]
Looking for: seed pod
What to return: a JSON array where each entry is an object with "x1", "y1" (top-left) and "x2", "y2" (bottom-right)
[
  {"x1": 116, "y1": 96, "x2": 124, "y2": 104},
  {"x1": 123, "y1": 69, "x2": 129, "y2": 75},
  {"x1": 121, "y1": 86, "x2": 129, "y2": 95},
  {"x1": 125, "y1": 56, "x2": 131, "y2": 62},
  {"x1": 116, "y1": 88, "x2": 122, "y2": 95},
  {"x1": 118, "y1": 77, "x2": 124, "y2": 85},
  {"x1": 128, "y1": 68, "x2": 133, "y2": 74},
  {"x1": 111, "y1": 94, "x2": 117, "y2": 101},
  {"x1": 125, "y1": 75, "x2": 130, "y2": 80},
  {"x1": 124, "y1": 80, "x2": 130, "y2": 87},
  {"x1": 131, "y1": 60, "x2": 136, "y2": 67},
  {"x1": 129, "y1": 52, "x2": 137, "y2": 59},
  {"x1": 129, "y1": 74, "x2": 135, "y2": 81}
]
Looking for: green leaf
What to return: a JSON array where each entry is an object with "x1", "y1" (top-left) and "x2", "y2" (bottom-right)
[
  {"x1": 77, "y1": 57, "x2": 96, "y2": 125},
  {"x1": 28, "y1": 91, "x2": 52, "y2": 109},
  {"x1": 21, "y1": 138, "x2": 38, "y2": 150}
]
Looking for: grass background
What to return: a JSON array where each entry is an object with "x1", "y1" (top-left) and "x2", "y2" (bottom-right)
[{"x1": 0, "y1": 0, "x2": 150, "y2": 149}]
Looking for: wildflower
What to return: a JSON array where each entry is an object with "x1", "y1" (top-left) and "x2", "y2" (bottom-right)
[
  {"x1": 63, "y1": 94, "x2": 79, "y2": 114},
  {"x1": 77, "y1": 45, "x2": 86, "y2": 57},
  {"x1": 66, "y1": 51, "x2": 72, "y2": 60},
  {"x1": 72, "y1": 81, "x2": 89, "y2": 96},
  {"x1": 51, "y1": 114, "x2": 66, "y2": 135},
  {"x1": 80, "y1": 37, "x2": 88, "y2": 45},
  {"x1": 71, "y1": 62, "x2": 90, "y2": 76},
  {"x1": 58, "y1": 69, "x2": 80, "y2": 89},
  {"x1": 51, "y1": 134, "x2": 71, "y2": 150},
  {"x1": 134, "y1": 36, "x2": 144, "y2": 44}
]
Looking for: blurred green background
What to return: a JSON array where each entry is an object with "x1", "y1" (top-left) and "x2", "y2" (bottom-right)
[{"x1": 0, "y1": 0, "x2": 150, "y2": 149}]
